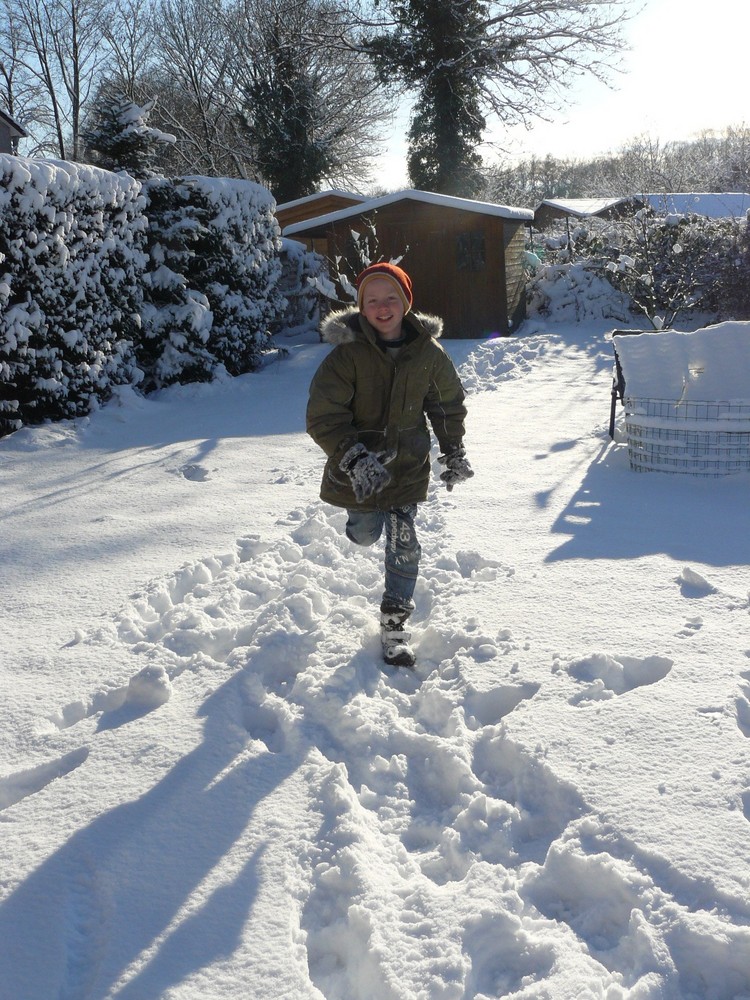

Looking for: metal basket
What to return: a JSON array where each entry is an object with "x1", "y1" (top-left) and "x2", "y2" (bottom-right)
[{"x1": 623, "y1": 397, "x2": 750, "y2": 475}]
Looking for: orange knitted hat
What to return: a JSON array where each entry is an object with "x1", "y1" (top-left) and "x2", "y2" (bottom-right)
[{"x1": 356, "y1": 262, "x2": 413, "y2": 314}]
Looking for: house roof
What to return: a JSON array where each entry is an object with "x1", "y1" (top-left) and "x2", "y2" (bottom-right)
[
  {"x1": 282, "y1": 188, "x2": 533, "y2": 236},
  {"x1": 0, "y1": 107, "x2": 27, "y2": 138},
  {"x1": 640, "y1": 193, "x2": 750, "y2": 219},
  {"x1": 536, "y1": 197, "x2": 632, "y2": 218}
]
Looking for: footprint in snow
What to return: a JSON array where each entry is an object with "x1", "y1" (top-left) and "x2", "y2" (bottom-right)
[
  {"x1": 736, "y1": 686, "x2": 750, "y2": 739},
  {"x1": 0, "y1": 747, "x2": 89, "y2": 812},
  {"x1": 676, "y1": 616, "x2": 703, "y2": 638},
  {"x1": 566, "y1": 652, "x2": 673, "y2": 704},
  {"x1": 174, "y1": 463, "x2": 211, "y2": 481},
  {"x1": 463, "y1": 682, "x2": 540, "y2": 729},
  {"x1": 51, "y1": 665, "x2": 172, "y2": 731},
  {"x1": 676, "y1": 566, "x2": 716, "y2": 597}
]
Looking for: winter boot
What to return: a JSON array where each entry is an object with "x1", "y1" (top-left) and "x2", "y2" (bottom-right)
[{"x1": 380, "y1": 602, "x2": 416, "y2": 668}]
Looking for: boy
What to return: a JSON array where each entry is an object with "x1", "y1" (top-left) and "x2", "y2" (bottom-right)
[{"x1": 306, "y1": 262, "x2": 473, "y2": 667}]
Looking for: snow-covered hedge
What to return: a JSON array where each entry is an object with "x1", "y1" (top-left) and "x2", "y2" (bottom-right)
[
  {"x1": 0, "y1": 154, "x2": 146, "y2": 435},
  {"x1": 140, "y1": 176, "x2": 285, "y2": 390},
  {"x1": 527, "y1": 261, "x2": 634, "y2": 324},
  {"x1": 0, "y1": 157, "x2": 289, "y2": 434},
  {"x1": 275, "y1": 238, "x2": 325, "y2": 338},
  {"x1": 536, "y1": 212, "x2": 750, "y2": 330}
]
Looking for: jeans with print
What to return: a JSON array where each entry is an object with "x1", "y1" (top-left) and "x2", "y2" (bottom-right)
[{"x1": 345, "y1": 504, "x2": 421, "y2": 611}]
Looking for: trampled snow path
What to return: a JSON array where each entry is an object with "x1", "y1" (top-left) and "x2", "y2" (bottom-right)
[
  {"x1": 7, "y1": 497, "x2": 750, "y2": 999},
  {"x1": 2, "y1": 326, "x2": 750, "y2": 999}
]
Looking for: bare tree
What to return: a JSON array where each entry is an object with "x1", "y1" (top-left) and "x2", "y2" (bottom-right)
[
  {"x1": 99, "y1": 0, "x2": 156, "y2": 99},
  {"x1": 0, "y1": 4, "x2": 54, "y2": 154},
  {"x1": 133, "y1": 0, "x2": 389, "y2": 186},
  {"x1": 2, "y1": 0, "x2": 113, "y2": 160},
  {"x1": 128, "y1": 0, "x2": 258, "y2": 177},
  {"x1": 1, "y1": 0, "x2": 392, "y2": 187}
]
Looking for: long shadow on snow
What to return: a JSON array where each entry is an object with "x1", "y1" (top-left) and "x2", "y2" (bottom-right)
[
  {"x1": 0, "y1": 672, "x2": 298, "y2": 1000},
  {"x1": 545, "y1": 440, "x2": 750, "y2": 566}
]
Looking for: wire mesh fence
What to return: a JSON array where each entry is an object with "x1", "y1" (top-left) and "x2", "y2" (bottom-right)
[{"x1": 623, "y1": 397, "x2": 750, "y2": 475}]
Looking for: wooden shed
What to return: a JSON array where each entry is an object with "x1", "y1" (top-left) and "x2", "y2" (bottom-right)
[
  {"x1": 282, "y1": 189, "x2": 533, "y2": 338},
  {"x1": 275, "y1": 190, "x2": 367, "y2": 230}
]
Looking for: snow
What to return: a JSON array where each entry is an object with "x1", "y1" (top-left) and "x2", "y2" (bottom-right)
[
  {"x1": 613, "y1": 322, "x2": 750, "y2": 402},
  {"x1": 641, "y1": 194, "x2": 750, "y2": 220},
  {"x1": 535, "y1": 194, "x2": 750, "y2": 222},
  {"x1": 283, "y1": 188, "x2": 534, "y2": 236},
  {"x1": 2, "y1": 306, "x2": 750, "y2": 998},
  {"x1": 536, "y1": 198, "x2": 632, "y2": 218}
]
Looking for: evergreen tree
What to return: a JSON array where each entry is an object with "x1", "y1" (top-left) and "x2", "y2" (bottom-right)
[
  {"x1": 241, "y1": 18, "x2": 333, "y2": 203},
  {"x1": 138, "y1": 177, "x2": 216, "y2": 391},
  {"x1": 367, "y1": 0, "x2": 487, "y2": 196},
  {"x1": 365, "y1": 0, "x2": 630, "y2": 197},
  {"x1": 138, "y1": 175, "x2": 283, "y2": 391},
  {"x1": 83, "y1": 92, "x2": 175, "y2": 179}
]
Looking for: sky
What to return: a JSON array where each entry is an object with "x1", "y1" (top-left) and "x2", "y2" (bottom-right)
[{"x1": 374, "y1": 0, "x2": 750, "y2": 190}]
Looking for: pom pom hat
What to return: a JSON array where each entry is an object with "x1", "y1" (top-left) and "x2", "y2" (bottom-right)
[{"x1": 356, "y1": 262, "x2": 413, "y2": 314}]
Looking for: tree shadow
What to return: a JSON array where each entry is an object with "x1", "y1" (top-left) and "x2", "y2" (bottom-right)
[
  {"x1": 0, "y1": 672, "x2": 300, "y2": 999},
  {"x1": 545, "y1": 440, "x2": 750, "y2": 566}
]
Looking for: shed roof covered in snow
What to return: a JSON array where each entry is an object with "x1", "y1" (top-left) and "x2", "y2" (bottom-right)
[
  {"x1": 536, "y1": 197, "x2": 631, "y2": 219},
  {"x1": 535, "y1": 193, "x2": 750, "y2": 228},
  {"x1": 640, "y1": 193, "x2": 750, "y2": 219},
  {"x1": 274, "y1": 190, "x2": 367, "y2": 230},
  {"x1": 284, "y1": 188, "x2": 533, "y2": 237}
]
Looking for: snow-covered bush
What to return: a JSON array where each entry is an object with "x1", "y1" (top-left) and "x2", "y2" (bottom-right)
[
  {"x1": 601, "y1": 211, "x2": 747, "y2": 329},
  {"x1": 0, "y1": 154, "x2": 146, "y2": 436},
  {"x1": 83, "y1": 94, "x2": 176, "y2": 180},
  {"x1": 537, "y1": 212, "x2": 750, "y2": 330},
  {"x1": 187, "y1": 177, "x2": 285, "y2": 375},
  {"x1": 275, "y1": 238, "x2": 325, "y2": 337},
  {"x1": 0, "y1": 156, "x2": 297, "y2": 433},
  {"x1": 139, "y1": 176, "x2": 285, "y2": 389},
  {"x1": 527, "y1": 261, "x2": 633, "y2": 324}
]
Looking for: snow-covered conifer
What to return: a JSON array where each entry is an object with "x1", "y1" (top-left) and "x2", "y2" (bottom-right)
[
  {"x1": 139, "y1": 175, "x2": 285, "y2": 389},
  {"x1": 83, "y1": 93, "x2": 176, "y2": 180},
  {"x1": 138, "y1": 177, "x2": 216, "y2": 391}
]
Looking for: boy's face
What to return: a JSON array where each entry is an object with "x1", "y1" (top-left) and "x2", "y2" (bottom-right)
[{"x1": 360, "y1": 276, "x2": 405, "y2": 340}]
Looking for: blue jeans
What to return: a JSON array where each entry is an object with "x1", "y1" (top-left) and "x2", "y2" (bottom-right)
[{"x1": 345, "y1": 504, "x2": 421, "y2": 611}]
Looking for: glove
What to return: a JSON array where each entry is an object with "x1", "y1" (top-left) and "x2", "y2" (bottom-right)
[
  {"x1": 339, "y1": 443, "x2": 392, "y2": 503},
  {"x1": 438, "y1": 446, "x2": 474, "y2": 492}
]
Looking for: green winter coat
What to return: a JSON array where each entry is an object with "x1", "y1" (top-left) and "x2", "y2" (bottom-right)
[{"x1": 306, "y1": 307, "x2": 468, "y2": 511}]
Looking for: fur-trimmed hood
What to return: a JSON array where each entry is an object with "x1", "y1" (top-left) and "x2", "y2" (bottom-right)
[{"x1": 320, "y1": 307, "x2": 444, "y2": 346}]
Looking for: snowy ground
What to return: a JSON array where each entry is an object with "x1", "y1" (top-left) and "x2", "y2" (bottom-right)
[{"x1": 1, "y1": 317, "x2": 750, "y2": 1000}]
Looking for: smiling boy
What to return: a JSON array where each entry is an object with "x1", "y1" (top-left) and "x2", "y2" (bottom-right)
[{"x1": 306, "y1": 262, "x2": 474, "y2": 668}]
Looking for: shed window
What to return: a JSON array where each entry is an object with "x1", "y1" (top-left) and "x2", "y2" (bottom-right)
[{"x1": 456, "y1": 231, "x2": 486, "y2": 271}]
